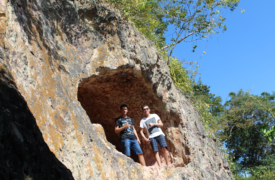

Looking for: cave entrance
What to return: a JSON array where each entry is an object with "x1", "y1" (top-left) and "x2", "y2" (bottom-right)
[{"x1": 77, "y1": 68, "x2": 183, "y2": 166}]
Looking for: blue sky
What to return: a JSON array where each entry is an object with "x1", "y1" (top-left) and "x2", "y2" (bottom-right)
[{"x1": 167, "y1": 1, "x2": 275, "y2": 103}]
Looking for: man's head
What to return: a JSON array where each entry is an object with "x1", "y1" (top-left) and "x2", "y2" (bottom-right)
[
  {"x1": 142, "y1": 105, "x2": 150, "y2": 116},
  {"x1": 120, "y1": 104, "x2": 128, "y2": 115}
]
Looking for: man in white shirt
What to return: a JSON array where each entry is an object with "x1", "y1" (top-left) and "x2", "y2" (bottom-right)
[{"x1": 139, "y1": 105, "x2": 170, "y2": 167}]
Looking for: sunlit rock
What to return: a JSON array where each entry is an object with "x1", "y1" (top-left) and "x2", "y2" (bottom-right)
[{"x1": 0, "y1": 0, "x2": 233, "y2": 179}]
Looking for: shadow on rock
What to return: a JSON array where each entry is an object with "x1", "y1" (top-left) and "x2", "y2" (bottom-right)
[{"x1": 0, "y1": 64, "x2": 74, "y2": 180}]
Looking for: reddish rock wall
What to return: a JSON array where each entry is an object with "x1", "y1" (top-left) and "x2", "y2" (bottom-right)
[
  {"x1": 78, "y1": 68, "x2": 184, "y2": 166},
  {"x1": 0, "y1": 0, "x2": 232, "y2": 179}
]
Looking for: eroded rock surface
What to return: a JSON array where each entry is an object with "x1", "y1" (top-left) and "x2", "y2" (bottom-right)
[
  {"x1": 0, "y1": 0, "x2": 232, "y2": 179},
  {"x1": 0, "y1": 64, "x2": 74, "y2": 180}
]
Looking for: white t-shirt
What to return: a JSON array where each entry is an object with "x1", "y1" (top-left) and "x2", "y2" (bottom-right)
[{"x1": 140, "y1": 114, "x2": 165, "y2": 139}]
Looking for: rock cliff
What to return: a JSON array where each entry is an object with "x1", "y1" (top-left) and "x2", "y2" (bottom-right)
[{"x1": 0, "y1": 0, "x2": 232, "y2": 179}]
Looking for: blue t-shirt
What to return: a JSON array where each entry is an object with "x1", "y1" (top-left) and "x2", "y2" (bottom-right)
[{"x1": 115, "y1": 117, "x2": 136, "y2": 140}]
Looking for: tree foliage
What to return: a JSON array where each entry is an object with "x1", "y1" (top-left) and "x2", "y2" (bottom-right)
[
  {"x1": 106, "y1": 0, "x2": 240, "y2": 54},
  {"x1": 217, "y1": 90, "x2": 275, "y2": 178},
  {"x1": 168, "y1": 58, "x2": 223, "y2": 133},
  {"x1": 169, "y1": 57, "x2": 193, "y2": 95},
  {"x1": 193, "y1": 82, "x2": 223, "y2": 117},
  {"x1": 232, "y1": 155, "x2": 275, "y2": 180},
  {"x1": 159, "y1": 0, "x2": 239, "y2": 61},
  {"x1": 248, "y1": 155, "x2": 275, "y2": 180},
  {"x1": 192, "y1": 82, "x2": 223, "y2": 132},
  {"x1": 106, "y1": 0, "x2": 167, "y2": 49}
]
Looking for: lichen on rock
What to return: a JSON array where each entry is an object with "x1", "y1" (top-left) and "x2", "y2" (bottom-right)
[{"x1": 0, "y1": 0, "x2": 233, "y2": 179}]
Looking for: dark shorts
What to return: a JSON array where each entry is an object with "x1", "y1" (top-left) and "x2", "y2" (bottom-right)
[
  {"x1": 149, "y1": 135, "x2": 167, "y2": 152},
  {"x1": 121, "y1": 138, "x2": 143, "y2": 156}
]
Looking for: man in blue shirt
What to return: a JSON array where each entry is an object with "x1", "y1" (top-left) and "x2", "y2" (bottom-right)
[{"x1": 115, "y1": 104, "x2": 146, "y2": 166}]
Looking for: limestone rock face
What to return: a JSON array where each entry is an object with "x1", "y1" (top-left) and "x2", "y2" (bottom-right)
[{"x1": 0, "y1": 0, "x2": 232, "y2": 179}]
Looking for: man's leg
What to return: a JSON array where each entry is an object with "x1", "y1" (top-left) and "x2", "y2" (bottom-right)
[
  {"x1": 161, "y1": 147, "x2": 169, "y2": 166},
  {"x1": 138, "y1": 154, "x2": 146, "y2": 166},
  {"x1": 154, "y1": 151, "x2": 161, "y2": 167},
  {"x1": 150, "y1": 138, "x2": 161, "y2": 166},
  {"x1": 121, "y1": 139, "x2": 131, "y2": 157},
  {"x1": 130, "y1": 139, "x2": 146, "y2": 166},
  {"x1": 157, "y1": 135, "x2": 170, "y2": 166}
]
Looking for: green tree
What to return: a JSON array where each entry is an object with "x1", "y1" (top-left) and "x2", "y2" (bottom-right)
[
  {"x1": 248, "y1": 155, "x2": 275, "y2": 180},
  {"x1": 193, "y1": 82, "x2": 223, "y2": 117},
  {"x1": 217, "y1": 90, "x2": 275, "y2": 177},
  {"x1": 106, "y1": 0, "x2": 240, "y2": 55},
  {"x1": 191, "y1": 82, "x2": 223, "y2": 133},
  {"x1": 158, "y1": 0, "x2": 240, "y2": 63},
  {"x1": 258, "y1": 92, "x2": 275, "y2": 143}
]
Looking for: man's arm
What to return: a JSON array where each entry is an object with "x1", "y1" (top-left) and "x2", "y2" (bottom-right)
[
  {"x1": 132, "y1": 126, "x2": 141, "y2": 144},
  {"x1": 115, "y1": 122, "x2": 130, "y2": 134},
  {"x1": 149, "y1": 119, "x2": 163, "y2": 128},
  {"x1": 140, "y1": 128, "x2": 150, "y2": 144}
]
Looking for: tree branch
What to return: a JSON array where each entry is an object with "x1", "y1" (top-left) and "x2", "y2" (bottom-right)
[
  {"x1": 224, "y1": 124, "x2": 236, "y2": 142},
  {"x1": 184, "y1": 38, "x2": 200, "y2": 42},
  {"x1": 161, "y1": 30, "x2": 199, "y2": 50}
]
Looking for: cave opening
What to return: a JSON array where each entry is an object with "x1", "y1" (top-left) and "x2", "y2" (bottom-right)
[{"x1": 77, "y1": 68, "x2": 185, "y2": 166}]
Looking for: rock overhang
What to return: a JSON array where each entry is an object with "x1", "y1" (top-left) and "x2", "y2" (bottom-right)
[
  {"x1": 77, "y1": 66, "x2": 187, "y2": 166},
  {"x1": 0, "y1": 0, "x2": 234, "y2": 179}
]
